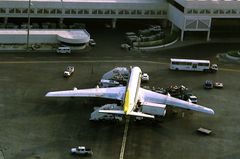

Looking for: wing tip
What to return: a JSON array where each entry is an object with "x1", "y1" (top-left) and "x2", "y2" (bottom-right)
[
  {"x1": 45, "y1": 92, "x2": 53, "y2": 97},
  {"x1": 209, "y1": 109, "x2": 215, "y2": 115}
]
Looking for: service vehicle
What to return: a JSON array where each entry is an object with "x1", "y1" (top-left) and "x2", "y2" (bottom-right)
[
  {"x1": 64, "y1": 66, "x2": 74, "y2": 77},
  {"x1": 204, "y1": 80, "x2": 213, "y2": 89},
  {"x1": 141, "y1": 73, "x2": 149, "y2": 82},
  {"x1": 197, "y1": 127, "x2": 212, "y2": 135},
  {"x1": 214, "y1": 82, "x2": 223, "y2": 88},
  {"x1": 70, "y1": 146, "x2": 93, "y2": 155},
  {"x1": 89, "y1": 39, "x2": 96, "y2": 46},
  {"x1": 56, "y1": 46, "x2": 71, "y2": 54},
  {"x1": 170, "y1": 58, "x2": 218, "y2": 72}
]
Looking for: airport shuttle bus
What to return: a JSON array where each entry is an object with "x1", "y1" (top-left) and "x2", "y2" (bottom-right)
[{"x1": 170, "y1": 58, "x2": 218, "y2": 72}]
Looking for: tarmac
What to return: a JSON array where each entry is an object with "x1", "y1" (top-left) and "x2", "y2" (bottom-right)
[{"x1": 0, "y1": 26, "x2": 240, "y2": 159}]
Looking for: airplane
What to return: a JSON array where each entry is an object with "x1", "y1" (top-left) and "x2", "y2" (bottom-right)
[{"x1": 45, "y1": 66, "x2": 214, "y2": 119}]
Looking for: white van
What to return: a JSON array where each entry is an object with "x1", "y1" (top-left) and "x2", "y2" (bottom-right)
[{"x1": 56, "y1": 47, "x2": 71, "y2": 54}]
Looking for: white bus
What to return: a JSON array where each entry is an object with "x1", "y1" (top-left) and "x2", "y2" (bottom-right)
[{"x1": 170, "y1": 58, "x2": 218, "y2": 72}]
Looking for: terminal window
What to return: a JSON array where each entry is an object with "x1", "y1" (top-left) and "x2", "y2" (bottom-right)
[
  {"x1": 56, "y1": 9, "x2": 62, "y2": 14},
  {"x1": 144, "y1": 10, "x2": 150, "y2": 15},
  {"x1": 22, "y1": 8, "x2": 28, "y2": 13},
  {"x1": 83, "y1": 10, "x2": 89, "y2": 14},
  {"x1": 0, "y1": 8, "x2": 6, "y2": 13},
  {"x1": 92, "y1": 9, "x2": 97, "y2": 14},
  {"x1": 44, "y1": 9, "x2": 49, "y2": 14},
  {"x1": 78, "y1": 10, "x2": 83, "y2": 14},
  {"x1": 9, "y1": 8, "x2": 14, "y2": 13},
  {"x1": 50, "y1": 9, "x2": 56, "y2": 14},
  {"x1": 104, "y1": 10, "x2": 110, "y2": 14},
  {"x1": 72, "y1": 9, "x2": 77, "y2": 14},
  {"x1": 16, "y1": 9, "x2": 21, "y2": 13},
  {"x1": 231, "y1": 9, "x2": 237, "y2": 14},
  {"x1": 150, "y1": 10, "x2": 155, "y2": 15},
  {"x1": 156, "y1": 10, "x2": 161, "y2": 15},
  {"x1": 111, "y1": 10, "x2": 116, "y2": 14},
  {"x1": 98, "y1": 10, "x2": 103, "y2": 14},
  {"x1": 37, "y1": 9, "x2": 43, "y2": 14},
  {"x1": 131, "y1": 10, "x2": 136, "y2": 15},
  {"x1": 137, "y1": 10, "x2": 142, "y2": 15},
  {"x1": 65, "y1": 9, "x2": 70, "y2": 14}
]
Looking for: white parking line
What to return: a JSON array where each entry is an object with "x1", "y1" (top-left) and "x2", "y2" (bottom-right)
[{"x1": 119, "y1": 117, "x2": 130, "y2": 159}]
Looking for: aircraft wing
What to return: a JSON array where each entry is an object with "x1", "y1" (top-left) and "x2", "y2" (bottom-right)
[
  {"x1": 45, "y1": 86, "x2": 126, "y2": 101},
  {"x1": 140, "y1": 88, "x2": 214, "y2": 115}
]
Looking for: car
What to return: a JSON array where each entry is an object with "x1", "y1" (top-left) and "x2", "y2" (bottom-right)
[
  {"x1": 64, "y1": 66, "x2": 74, "y2": 77},
  {"x1": 155, "y1": 87, "x2": 167, "y2": 95},
  {"x1": 214, "y1": 82, "x2": 223, "y2": 88},
  {"x1": 70, "y1": 146, "x2": 93, "y2": 156},
  {"x1": 204, "y1": 80, "x2": 213, "y2": 89},
  {"x1": 56, "y1": 46, "x2": 71, "y2": 54},
  {"x1": 210, "y1": 64, "x2": 218, "y2": 72},
  {"x1": 120, "y1": 43, "x2": 131, "y2": 50},
  {"x1": 188, "y1": 95, "x2": 198, "y2": 104},
  {"x1": 141, "y1": 73, "x2": 149, "y2": 82},
  {"x1": 89, "y1": 39, "x2": 96, "y2": 46}
]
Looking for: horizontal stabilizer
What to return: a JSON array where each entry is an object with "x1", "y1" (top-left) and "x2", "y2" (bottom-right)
[
  {"x1": 99, "y1": 110, "x2": 154, "y2": 119},
  {"x1": 128, "y1": 112, "x2": 155, "y2": 119},
  {"x1": 99, "y1": 110, "x2": 125, "y2": 115}
]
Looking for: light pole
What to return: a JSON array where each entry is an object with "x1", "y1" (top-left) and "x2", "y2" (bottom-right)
[{"x1": 27, "y1": 0, "x2": 31, "y2": 51}]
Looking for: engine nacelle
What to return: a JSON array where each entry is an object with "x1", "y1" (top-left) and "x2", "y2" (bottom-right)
[{"x1": 141, "y1": 103, "x2": 166, "y2": 116}]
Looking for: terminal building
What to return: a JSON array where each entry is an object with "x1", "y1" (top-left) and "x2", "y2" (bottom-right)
[{"x1": 0, "y1": 0, "x2": 240, "y2": 42}]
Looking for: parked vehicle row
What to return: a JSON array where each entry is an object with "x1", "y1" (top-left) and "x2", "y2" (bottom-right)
[{"x1": 204, "y1": 80, "x2": 224, "y2": 89}]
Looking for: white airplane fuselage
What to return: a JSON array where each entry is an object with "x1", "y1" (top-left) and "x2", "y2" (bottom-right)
[{"x1": 123, "y1": 67, "x2": 142, "y2": 114}]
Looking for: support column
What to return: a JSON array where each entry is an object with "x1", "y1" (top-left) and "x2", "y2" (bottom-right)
[
  {"x1": 207, "y1": 18, "x2": 212, "y2": 41},
  {"x1": 59, "y1": 18, "x2": 64, "y2": 29},
  {"x1": 207, "y1": 30, "x2": 211, "y2": 41},
  {"x1": 162, "y1": 19, "x2": 168, "y2": 29},
  {"x1": 59, "y1": 18, "x2": 63, "y2": 25},
  {"x1": 170, "y1": 23, "x2": 174, "y2": 35},
  {"x1": 112, "y1": 18, "x2": 117, "y2": 29},
  {"x1": 181, "y1": 29, "x2": 184, "y2": 41},
  {"x1": 4, "y1": 17, "x2": 8, "y2": 25}
]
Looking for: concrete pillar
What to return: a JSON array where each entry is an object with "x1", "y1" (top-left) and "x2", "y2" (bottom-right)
[
  {"x1": 59, "y1": 18, "x2": 63, "y2": 24},
  {"x1": 4, "y1": 17, "x2": 8, "y2": 25},
  {"x1": 112, "y1": 18, "x2": 117, "y2": 29},
  {"x1": 207, "y1": 18, "x2": 212, "y2": 41},
  {"x1": 59, "y1": 18, "x2": 64, "y2": 29},
  {"x1": 170, "y1": 23, "x2": 174, "y2": 35},
  {"x1": 181, "y1": 29, "x2": 184, "y2": 41},
  {"x1": 162, "y1": 19, "x2": 168, "y2": 28},
  {"x1": 207, "y1": 30, "x2": 211, "y2": 41}
]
